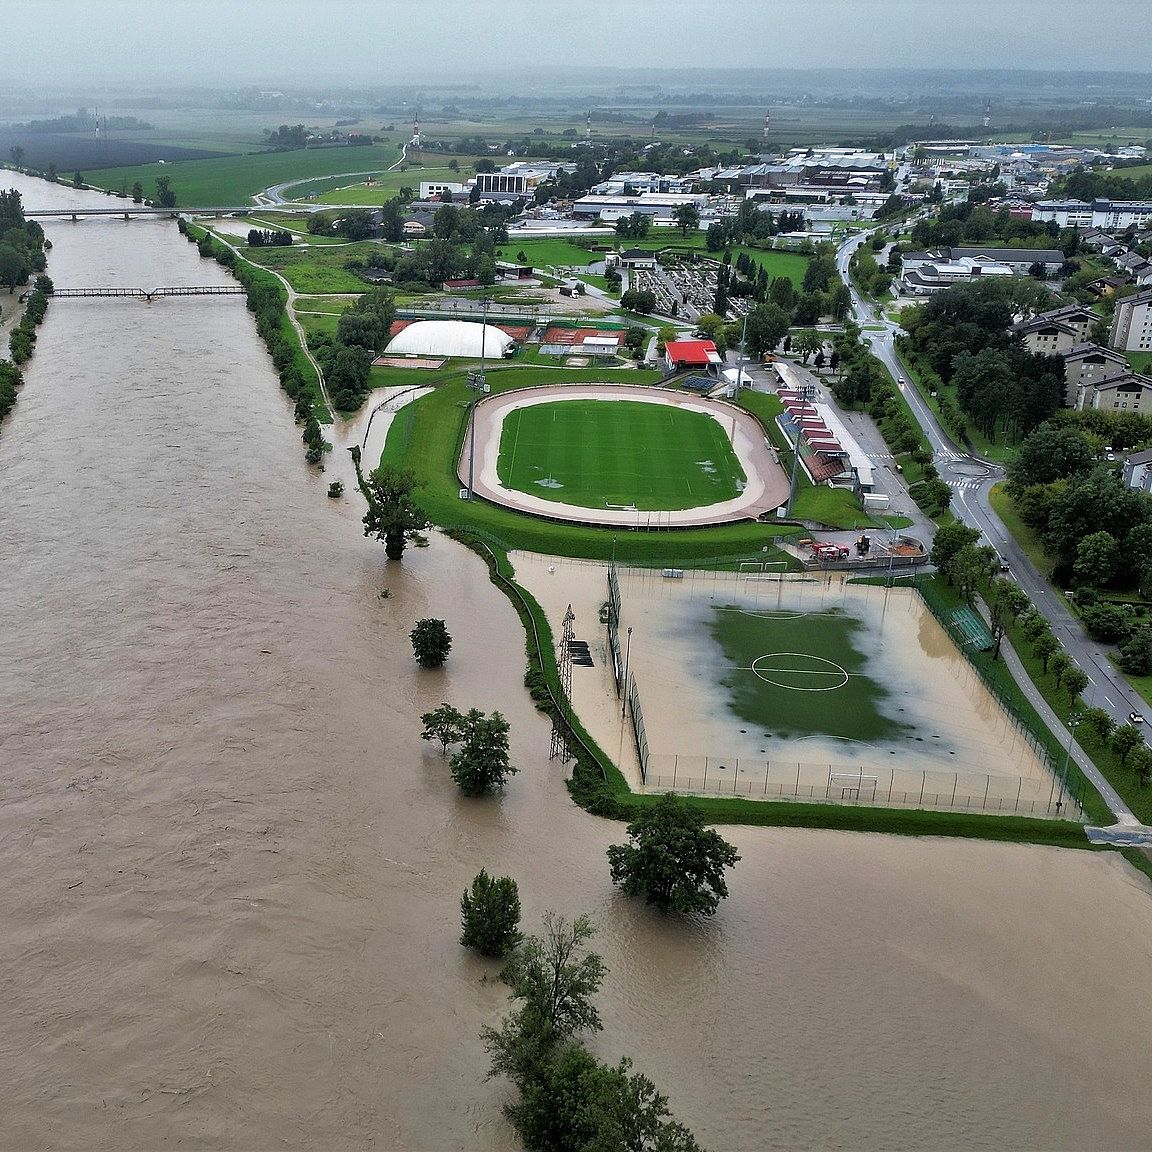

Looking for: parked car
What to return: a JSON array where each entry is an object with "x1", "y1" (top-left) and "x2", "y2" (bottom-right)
[{"x1": 1129, "y1": 711, "x2": 1145, "y2": 726}]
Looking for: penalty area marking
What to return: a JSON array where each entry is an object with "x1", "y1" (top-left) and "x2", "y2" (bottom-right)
[{"x1": 750, "y1": 653, "x2": 850, "y2": 692}]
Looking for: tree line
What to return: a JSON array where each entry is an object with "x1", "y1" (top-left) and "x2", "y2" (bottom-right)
[
  {"x1": 0, "y1": 191, "x2": 51, "y2": 434},
  {"x1": 246, "y1": 228, "x2": 293, "y2": 248},
  {"x1": 0, "y1": 188, "x2": 48, "y2": 295},
  {"x1": 308, "y1": 287, "x2": 397, "y2": 411},
  {"x1": 900, "y1": 278, "x2": 1065, "y2": 443}
]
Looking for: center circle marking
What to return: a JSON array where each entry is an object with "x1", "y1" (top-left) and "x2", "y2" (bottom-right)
[{"x1": 751, "y1": 652, "x2": 850, "y2": 692}]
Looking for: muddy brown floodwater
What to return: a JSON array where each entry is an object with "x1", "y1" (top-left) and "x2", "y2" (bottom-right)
[{"x1": 3, "y1": 174, "x2": 1152, "y2": 1150}]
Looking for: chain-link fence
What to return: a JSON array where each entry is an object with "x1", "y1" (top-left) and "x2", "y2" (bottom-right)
[{"x1": 642, "y1": 754, "x2": 1073, "y2": 817}]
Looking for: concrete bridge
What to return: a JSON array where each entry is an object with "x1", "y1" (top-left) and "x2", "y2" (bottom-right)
[
  {"x1": 28, "y1": 285, "x2": 247, "y2": 301},
  {"x1": 23, "y1": 205, "x2": 308, "y2": 221}
]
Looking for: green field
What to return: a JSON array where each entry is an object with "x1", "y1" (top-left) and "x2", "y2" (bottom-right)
[
  {"x1": 83, "y1": 143, "x2": 401, "y2": 206},
  {"x1": 497, "y1": 399, "x2": 745, "y2": 511},
  {"x1": 1125, "y1": 351, "x2": 1152, "y2": 374},
  {"x1": 239, "y1": 240, "x2": 381, "y2": 293},
  {"x1": 313, "y1": 158, "x2": 485, "y2": 205},
  {"x1": 495, "y1": 235, "x2": 811, "y2": 287},
  {"x1": 709, "y1": 605, "x2": 902, "y2": 741}
]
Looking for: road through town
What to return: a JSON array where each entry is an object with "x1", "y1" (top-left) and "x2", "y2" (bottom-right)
[{"x1": 836, "y1": 230, "x2": 1147, "y2": 834}]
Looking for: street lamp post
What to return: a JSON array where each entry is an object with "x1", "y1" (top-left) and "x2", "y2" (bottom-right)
[
  {"x1": 622, "y1": 626, "x2": 633, "y2": 719},
  {"x1": 1056, "y1": 713, "x2": 1080, "y2": 812},
  {"x1": 465, "y1": 296, "x2": 491, "y2": 499}
]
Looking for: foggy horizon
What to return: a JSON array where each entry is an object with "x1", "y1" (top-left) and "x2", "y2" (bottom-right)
[{"x1": 5, "y1": 0, "x2": 1152, "y2": 87}]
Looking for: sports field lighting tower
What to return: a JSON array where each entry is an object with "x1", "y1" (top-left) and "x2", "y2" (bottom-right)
[
  {"x1": 733, "y1": 311, "x2": 750, "y2": 401},
  {"x1": 465, "y1": 297, "x2": 491, "y2": 499}
]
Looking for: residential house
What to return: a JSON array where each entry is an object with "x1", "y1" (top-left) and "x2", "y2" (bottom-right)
[
  {"x1": 1033, "y1": 303, "x2": 1099, "y2": 343},
  {"x1": 1012, "y1": 315, "x2": 1079, "y2": 356}
]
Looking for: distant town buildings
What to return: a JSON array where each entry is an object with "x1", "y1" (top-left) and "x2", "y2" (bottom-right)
[{"x1": 1032, "y1": 199, "x2": 1152, "y2": 231}]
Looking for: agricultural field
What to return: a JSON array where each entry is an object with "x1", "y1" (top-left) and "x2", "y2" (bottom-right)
[
  {"x1": 496, "y1": 399, "x2": 746, "y2": 511},
  {"x1": 82, "y1": 142, "x2": 401, "y2": 206}
]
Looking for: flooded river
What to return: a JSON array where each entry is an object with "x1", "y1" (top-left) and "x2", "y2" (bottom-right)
[{"x1": 3, "y1": 174, "x2": 1152, "y2": 1149}]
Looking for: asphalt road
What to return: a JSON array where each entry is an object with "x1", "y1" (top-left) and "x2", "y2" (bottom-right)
[{"x1": 835, "y1": 229, "x2": 1145, "y2": 831}]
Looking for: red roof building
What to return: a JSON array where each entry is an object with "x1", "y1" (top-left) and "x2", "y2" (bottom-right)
[{"x1": 664, "y1": 339, "x2": 723, "y2": 372}]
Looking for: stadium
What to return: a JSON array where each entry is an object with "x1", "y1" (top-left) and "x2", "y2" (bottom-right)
[{"x1": 461, "y1": 384, "x2": 791, "y2": 528}]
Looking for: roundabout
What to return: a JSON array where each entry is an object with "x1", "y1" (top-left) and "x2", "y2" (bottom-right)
[{"x1": 460, "y1": 384, "x2": 791, "y2": 528}]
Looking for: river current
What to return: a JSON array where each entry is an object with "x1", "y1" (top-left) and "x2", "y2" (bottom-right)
[{"x1": 2, "y1": 174, "x2": 1152, "y2": 1150}]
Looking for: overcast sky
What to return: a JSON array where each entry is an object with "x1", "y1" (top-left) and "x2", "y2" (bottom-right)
[{"x1": 4, "y1": 0, "x2": 1148, "y2": 85}]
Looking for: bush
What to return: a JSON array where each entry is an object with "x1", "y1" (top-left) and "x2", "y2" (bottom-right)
[{"x1": 1081, "y1": 602, "x2": 1132, "y2": 644}]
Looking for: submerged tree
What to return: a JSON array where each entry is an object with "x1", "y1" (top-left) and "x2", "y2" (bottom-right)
[
  {"x1": 349, "y1": 446, "x2": 427, "y2": 561},
  {"x1": 411, "y1": 618, "x2": 452, "y2": 668},
  {"x1": 460, "y1": 870, "x2": 522, "y2": 958},
  {"x1": 607, "y1": 793, "x2": 740, "y2": 916}
]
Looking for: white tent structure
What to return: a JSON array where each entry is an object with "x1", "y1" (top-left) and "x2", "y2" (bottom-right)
[{"x1": 387, "y1": 320, "x2": 515, "y2": 359}]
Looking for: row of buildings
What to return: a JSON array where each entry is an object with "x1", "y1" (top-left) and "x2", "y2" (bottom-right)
[{"x1": 1013, "y1": 303, "x2": 1152, "y2": 412}]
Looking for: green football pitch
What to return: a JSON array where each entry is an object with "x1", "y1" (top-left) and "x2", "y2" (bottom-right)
[
  {"x1": 708, "y1": 605, "x2": 906, "y2": 742},
  {"x1": 496, "y1": 399, "x2": 746, "y2": 511}
]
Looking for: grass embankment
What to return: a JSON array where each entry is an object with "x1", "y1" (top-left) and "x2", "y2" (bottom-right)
[
  {"x1": 84, "y1": 143, "x2": 401, "y2": 206},
  {"x1": 381, "y1": 368, "x2": 803, "y2": 566},
  {"x1": 1125, "y1": 351, "x2": 1152, "y2": 374},
  {"x1": 898, "y1": 345, "x2": 1015, "y2": 464},
  {"x1": 988, "y1": 484, "x2": 1049, "y2": 573}
]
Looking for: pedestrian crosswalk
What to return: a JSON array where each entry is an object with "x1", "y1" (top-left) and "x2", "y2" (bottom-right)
[{"x1": 947, "y1": 478, "x2": 984, "y2": 490}]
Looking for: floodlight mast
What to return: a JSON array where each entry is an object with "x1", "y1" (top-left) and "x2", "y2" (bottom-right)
[
  {"x1": 466, "y1": 297, "x2": 491, "y2": 499},
  {"x1": 734, "y1": 311, "x2": 749, "y2": 400}
]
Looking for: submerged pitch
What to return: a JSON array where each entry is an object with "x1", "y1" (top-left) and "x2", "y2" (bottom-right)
[
  {"x1": 709, "y1": 605, "x2": 907, "y2": 742},
  {"x1": 496, "y1": 398, "x2": 746, "y2": 511}
]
